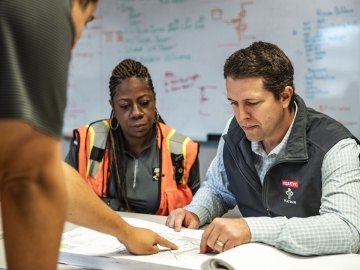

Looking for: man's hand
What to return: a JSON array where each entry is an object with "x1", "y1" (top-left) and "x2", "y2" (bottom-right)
[
  {"x1": 165, "y1": 208, "x2": 200, "y2": 231},
  {"x1": 200, "y1": 217, "x2": 251, "y2": 253}
]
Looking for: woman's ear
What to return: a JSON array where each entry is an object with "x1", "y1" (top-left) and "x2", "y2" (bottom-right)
[{"x1": 109, "y1": 100, "x2": 114, "y2": 110}]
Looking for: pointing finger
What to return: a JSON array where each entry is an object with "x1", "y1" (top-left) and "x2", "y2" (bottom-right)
[{"x1": 156, "y1": 235, "x2": 178, "y2": 251}]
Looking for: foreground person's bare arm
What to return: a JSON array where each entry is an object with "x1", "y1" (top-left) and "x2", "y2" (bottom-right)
[{"x1": 62, "y1": 162, "x2": 177, "y2": 255}]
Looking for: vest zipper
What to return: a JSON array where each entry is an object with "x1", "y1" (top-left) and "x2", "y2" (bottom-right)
[{"x1": 133, "y1": 159, "x2": 138, "y2": 189}]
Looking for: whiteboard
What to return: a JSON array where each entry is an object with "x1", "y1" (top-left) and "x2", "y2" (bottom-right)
[{"x1": 64, "y1": 0, "x2": 360, "y2": 141}]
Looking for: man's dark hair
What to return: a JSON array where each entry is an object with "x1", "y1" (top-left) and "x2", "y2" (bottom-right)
[{"x1": 224, "y1": 41, "x2": 295, "y2": 107}]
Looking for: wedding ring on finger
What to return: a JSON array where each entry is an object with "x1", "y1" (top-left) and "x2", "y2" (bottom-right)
[{"x1": 215, "y1": 240, "x2": 224, "y2": 247}]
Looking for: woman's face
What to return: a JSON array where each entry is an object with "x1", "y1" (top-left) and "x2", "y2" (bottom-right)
[{"x1": 111, "y1": 77, "x2": 156, "y2": 140}]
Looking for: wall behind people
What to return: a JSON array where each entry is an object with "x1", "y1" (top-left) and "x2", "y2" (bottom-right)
[{"x1": 64, "y1": 0, "x2": 360, "y2": 141}]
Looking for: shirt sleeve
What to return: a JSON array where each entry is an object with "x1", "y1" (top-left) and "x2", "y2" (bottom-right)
[
  {"x1": 245, "y1": 138, "x2": 360, "y2": 255},
  {"x1": 185, "y1": 118, "x2": 238, "y2": 226}
]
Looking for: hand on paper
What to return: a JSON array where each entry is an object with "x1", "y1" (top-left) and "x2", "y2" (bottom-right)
[
  {"x1": 165, "y1": 208, "x2": 200, "y2": 231},
  {"x1": 200, "y1": 217, "x2": 251, "y2": 254},
  {"x1": 121, "y1": 226, "x2": 178, "y2": 255}
]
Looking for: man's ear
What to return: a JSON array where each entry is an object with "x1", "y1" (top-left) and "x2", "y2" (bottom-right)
[{"x1": 281, "y1": 86, "x2": 293, "y2": 109}]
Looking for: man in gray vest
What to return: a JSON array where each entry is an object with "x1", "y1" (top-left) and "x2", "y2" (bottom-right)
[{"x1": 166, "y1": 41, "x2": 360, "y2": 256}]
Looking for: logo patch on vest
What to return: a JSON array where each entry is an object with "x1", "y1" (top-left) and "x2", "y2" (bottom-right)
[
  {"x1": 152, "y1": 167, "x2": 160, "y2": 181},
  {"x1": 281, "y1": 180, "x2": 298, "y2": 205}
]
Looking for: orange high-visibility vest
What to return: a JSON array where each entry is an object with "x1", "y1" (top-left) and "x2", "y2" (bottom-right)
[{"x1": 74, "y1": 119, "x2": 199, "y2": 215}]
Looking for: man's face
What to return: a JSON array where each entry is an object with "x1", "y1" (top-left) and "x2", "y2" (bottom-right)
[
  {"x1": 71, "y1": 0, "x2": 99, "y2": 47},
  {"x1": 226, "y1": 77, "x2": 291, "y2": 149}
]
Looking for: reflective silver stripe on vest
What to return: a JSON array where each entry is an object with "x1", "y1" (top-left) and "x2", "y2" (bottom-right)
[
  {"x1": 168, "y1": 130, "x2": 187, "y2": 155},
  {"x1": 88, "y1": 120, "x2": 109, "y2": 179},
  {"x1": 167, "y1": 130, "x2": 190, "y2": 185}
]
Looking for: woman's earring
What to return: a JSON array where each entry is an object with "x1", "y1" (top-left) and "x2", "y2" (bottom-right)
[{"x1": 110, "y1": 110, "x2": 119, "y2": 130}]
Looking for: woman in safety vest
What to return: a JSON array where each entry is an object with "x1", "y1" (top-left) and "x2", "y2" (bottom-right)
[{"x1": 65, "y1": 59, "x2": 200, "y2": 216}]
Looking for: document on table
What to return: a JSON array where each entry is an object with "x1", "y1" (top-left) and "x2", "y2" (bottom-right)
[
  {"x1": 59, "y1": 217, "x2": 209, "y2": 270},
  {"x1": 59, "y1": 217, "x2": 360, "y2": 270}
]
